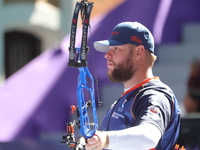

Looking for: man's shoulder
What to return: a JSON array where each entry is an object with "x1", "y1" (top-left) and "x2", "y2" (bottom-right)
[{"x1": 144, "y1": 79, "x2": 174, "y2": 94}]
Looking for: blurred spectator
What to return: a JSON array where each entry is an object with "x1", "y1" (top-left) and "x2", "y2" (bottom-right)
[
  {"x1": 184, "y1": 58, "x2": 200, "y2": 114},
  {"x1": 188, "y1": 58, "x2": 200, "y2": 89},
  {"x1": 184, "y1": 91, "x2": 200, "y2": 113}
]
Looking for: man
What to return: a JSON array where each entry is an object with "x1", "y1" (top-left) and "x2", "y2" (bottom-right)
[{"x1": 86, "y1": 22, "x2": 180, "y2": 150}]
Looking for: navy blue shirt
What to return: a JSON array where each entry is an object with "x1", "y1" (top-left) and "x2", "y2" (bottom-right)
[{"x1": 101, "y1": 77, "x2": 180, "y2": 150}]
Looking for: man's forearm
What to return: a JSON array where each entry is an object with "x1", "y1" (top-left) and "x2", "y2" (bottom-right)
[{"x1": 106, "y1": 123, "x2": 161, "y2": 150}]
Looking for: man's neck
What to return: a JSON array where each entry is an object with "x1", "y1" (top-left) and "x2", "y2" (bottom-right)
[{"x1": 123, "y1": 69, "x2": 154, "y2": 89}]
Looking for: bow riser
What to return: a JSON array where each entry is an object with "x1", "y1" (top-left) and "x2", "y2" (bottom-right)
[{"x1": 77, "y1": 67, "x2": 98, "y2": 138}]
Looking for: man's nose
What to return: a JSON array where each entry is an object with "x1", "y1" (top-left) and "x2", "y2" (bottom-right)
[
  {"x1": 104, "y1": 48, "x2": 113, "y2": 59},
  {"x1": 104, "y1": 51, "x2": 111, "y2": 59}
]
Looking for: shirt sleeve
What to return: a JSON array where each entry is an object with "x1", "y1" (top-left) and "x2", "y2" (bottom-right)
[
  {"x1": 132, "y1": 89, "x2": 172, "y2": 136},
  {"x1": 106, "y1": 123, "x2": 161, "y2": 150}
]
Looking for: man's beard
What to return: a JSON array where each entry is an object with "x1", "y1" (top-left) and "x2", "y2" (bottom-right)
[{"x1": 108, "y1": 51, "x2": 136, "y2": 83}]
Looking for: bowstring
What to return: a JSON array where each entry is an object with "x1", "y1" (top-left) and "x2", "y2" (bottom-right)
[{"x1": 88, "y1": 21, "x2": 103, "y2": 130}]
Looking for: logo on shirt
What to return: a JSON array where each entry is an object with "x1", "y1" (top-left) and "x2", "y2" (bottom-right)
[
  {"x1": 147, "y1": 106, "x2": 160, "y2": 120},
  {"x1": 121, "y1": 99, "x2": 127, "y2": 108},
  {"x1": 112, "y1": 112, "x2": 125, "y2": 119},
  {"x1": 149, "y1": 107, "x2": 159, "y2": 114}
]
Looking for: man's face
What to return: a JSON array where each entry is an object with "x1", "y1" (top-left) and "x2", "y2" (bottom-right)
[{"x1": 105, "y1": 44, "x2": 137, "y2": 83}]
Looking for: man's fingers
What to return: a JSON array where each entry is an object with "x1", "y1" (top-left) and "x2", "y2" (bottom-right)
[
  {"x1": 87, "y1": 135, "x2": 99, "y2": 144},
  {"x1": 85, "y1": 132, "x2": 108, "y2": 150}
]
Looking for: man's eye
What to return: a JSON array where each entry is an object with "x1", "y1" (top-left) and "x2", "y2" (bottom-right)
[{"x1": 114, "y1": 47, "x2": 119, "y2": 50}]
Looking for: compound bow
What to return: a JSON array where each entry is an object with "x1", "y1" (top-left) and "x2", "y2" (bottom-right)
[{"x1": 61, "y1": 0, "x2": 98, "y2": 149}]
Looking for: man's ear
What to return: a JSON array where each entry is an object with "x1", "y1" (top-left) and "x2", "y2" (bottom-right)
[{"x1": 135, "y1": 45, "x2": 145, "y2": 60}]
